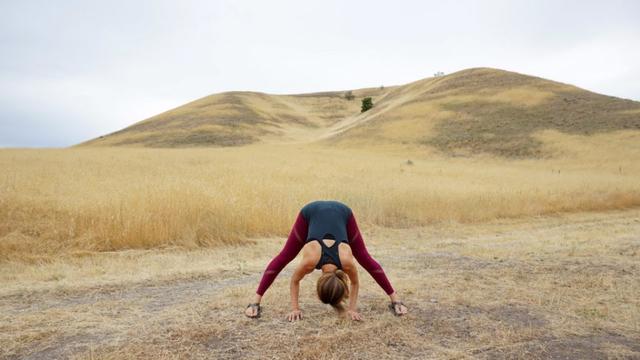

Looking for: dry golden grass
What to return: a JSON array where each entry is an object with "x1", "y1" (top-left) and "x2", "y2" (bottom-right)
[
  {"x1": 1, "y1": 209, "x2": 638, "y2": 359},
  {"x1": 1, "y1": 137, "x2": 639, "y2": 358},
  {"x1": 2, "y1": 129, "x2": 640, "y2": 262}
]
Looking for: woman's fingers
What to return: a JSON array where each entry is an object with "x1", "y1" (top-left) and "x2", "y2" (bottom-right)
[
  {"x1": 287, "y1": 311, "x2": 303, "y2": 321},
  {"x1": 348, "y1": 311, "x2": 362, "y2": 321}
]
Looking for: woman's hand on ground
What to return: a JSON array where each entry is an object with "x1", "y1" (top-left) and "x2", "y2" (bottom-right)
[
  {"x1": 287, "y1": 309, "x2": 303, "y2": 322},
  {"x1": 346, "y1": 309, "x2": 363, "y2": 321}
]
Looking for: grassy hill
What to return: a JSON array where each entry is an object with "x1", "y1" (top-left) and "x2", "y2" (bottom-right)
[
  {"x1": 323, "y1": 68, "x2": 640, "y2": 157},
  {"x1": 79, "y1": 87, "x2": 388, "y2": 147},
  {"x1": 80, "y1": 68, "x2": 640, "y2": 157}
]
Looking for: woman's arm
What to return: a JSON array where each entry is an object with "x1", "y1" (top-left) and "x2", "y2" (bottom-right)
[
  {"x1": 288, "y1": 259, "x2": 315, "y2": 321},
  {"x1": 346, "y1": 265, "x2": 359, "y2": 310},
  {"x1": 342, "y1": 256, "x2": 363, "y2": 321}
]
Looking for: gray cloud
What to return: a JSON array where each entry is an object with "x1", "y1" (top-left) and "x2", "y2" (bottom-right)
[{"x1": 1, "y1": 0, "x2": 639, "y2": 147}]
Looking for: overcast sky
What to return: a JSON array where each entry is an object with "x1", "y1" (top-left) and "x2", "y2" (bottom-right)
[{"x1": 1, "y1": 0, "x2": 639, "y2": 147}]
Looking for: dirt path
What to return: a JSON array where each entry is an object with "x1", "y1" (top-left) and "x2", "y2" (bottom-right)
[
  {"x1": 1, "y1": 210, "x2": 639, "y2": 359},
  {"x1": 0, "y1": 274, "x2": 265, "y2": 359}
]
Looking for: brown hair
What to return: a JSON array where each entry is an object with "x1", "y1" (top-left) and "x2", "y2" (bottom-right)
[{"x1": 316, "y1": 269, "x2": 350, "y2": 312}]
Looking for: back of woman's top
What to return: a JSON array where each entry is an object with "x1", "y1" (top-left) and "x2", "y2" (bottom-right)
[
  {"x1": 314, "y1": 238, "x2": 344, "y2": 269},
  {"x1": 300, "y1": 200, "x2": 352, "y2": 242}
]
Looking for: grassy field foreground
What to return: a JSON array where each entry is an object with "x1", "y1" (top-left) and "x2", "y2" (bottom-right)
[
  {"x1": 1, "y1": 133, "x2": 640, "y2": 262},
  {"x1": 1, "y1": 134, "x2": 640, "y2": 358},
  {"x1": 0, "y1": 209, "x2": 638, "y2": 359}
]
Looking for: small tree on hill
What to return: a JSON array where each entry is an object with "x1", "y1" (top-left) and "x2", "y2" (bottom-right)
[
  {"x1": 361, "y1": 97, "x2": 373, "y2": 112},
  {"x1": 344, "y1": 90, "x2": 355, "y2": 100}
]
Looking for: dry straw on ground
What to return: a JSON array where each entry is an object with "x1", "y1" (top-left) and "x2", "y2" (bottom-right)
[{"x1": 1, "y1": 209, "x2": 638, "y2": 359}]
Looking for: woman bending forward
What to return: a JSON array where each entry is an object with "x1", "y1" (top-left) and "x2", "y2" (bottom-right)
[{"x1": 245, "y1": 200, "x2": 408, "y2": 321}]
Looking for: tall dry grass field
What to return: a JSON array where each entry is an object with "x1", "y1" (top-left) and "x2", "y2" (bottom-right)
[
  {"x1": 2, "y1": 129, "x2": 640, "y2": 359},
  {"x1": 2, "y1": 131, "x2": 639, "y2": 262}
]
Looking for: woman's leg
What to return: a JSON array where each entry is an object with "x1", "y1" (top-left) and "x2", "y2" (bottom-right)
[
  {"x1": 346, "y1": 212, "x2": 395, "y2": 295},
  {"x1": 255, "y1": 211, "x2": 309, "y2": 296}
]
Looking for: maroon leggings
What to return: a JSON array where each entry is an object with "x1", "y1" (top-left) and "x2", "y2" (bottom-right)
[{"x1": 256, "y1": 211, "x2": 395, "y2": 296}]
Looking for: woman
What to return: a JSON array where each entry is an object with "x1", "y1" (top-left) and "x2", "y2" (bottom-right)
[{"x1": 245, "y1": 200, "x2": 408, "y2": 321}]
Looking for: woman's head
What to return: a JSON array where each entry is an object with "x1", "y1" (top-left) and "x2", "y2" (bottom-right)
[{"x1": 316, "y1": 269, "x2": 350, "y2": 312}]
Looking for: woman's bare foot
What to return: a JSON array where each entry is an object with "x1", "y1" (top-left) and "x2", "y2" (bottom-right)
[
  {"x1": 245, "y1": 303, "x2": 261, "y2": 318},
  {"x1": 389, "y1": 292, "x2": 408, "y2": 316},
  {"x1": 390, "y1": 301, "x2": 408, "y2": 316},
  {"x1": 244, "y1": 294, "x2": 263, "y2": 318}
]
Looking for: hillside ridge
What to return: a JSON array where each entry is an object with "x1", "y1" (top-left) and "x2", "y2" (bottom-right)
[{"x1": 80, "y1": 68, "x2": 640, "y2": 157}]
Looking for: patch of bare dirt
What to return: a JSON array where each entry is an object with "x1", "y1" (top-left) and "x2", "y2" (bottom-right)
[
  {"x1": 413, "y1": 303, "x2": 549, "y2": 347},
  {"x1": 477, "y1": 332, "x2": 640, "y2": 359}
]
